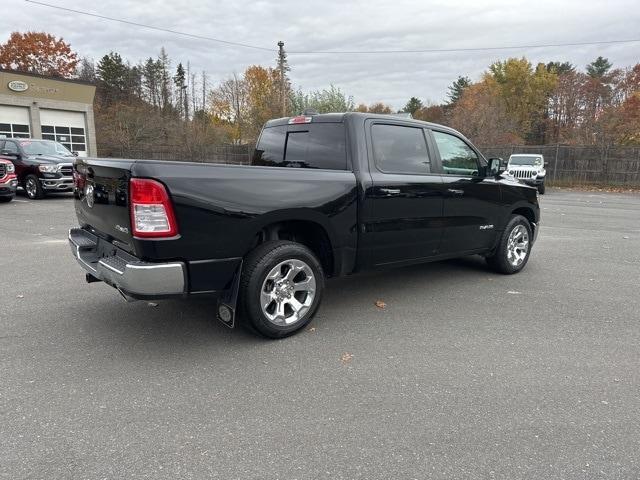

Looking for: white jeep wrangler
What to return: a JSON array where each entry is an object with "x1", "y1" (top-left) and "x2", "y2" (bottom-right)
[{"x1": 507, "y1": 154, "x2": 548, "y2": 194}]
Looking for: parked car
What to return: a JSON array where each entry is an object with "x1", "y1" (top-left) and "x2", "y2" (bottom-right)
[
  {"x1": 507, "y1": 154, "x2": 548, "y2": 194},
  {"x1": 0, "y1": 157, "x2": 18, "y2": 202},
  {"x1": 69, "y1": 113, "x2": 540, "y2": 338},
  {"x1": 0, "y1": 138, "x2": 75, "y2": 199}
]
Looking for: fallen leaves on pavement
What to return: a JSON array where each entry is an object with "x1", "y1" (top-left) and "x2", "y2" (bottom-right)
[
  {"x1": 375, "y1": 300, "x2": 387, "y2": 309},
  {"x1": 340, "y1": 352, "x2": 354, "y2": 365}
]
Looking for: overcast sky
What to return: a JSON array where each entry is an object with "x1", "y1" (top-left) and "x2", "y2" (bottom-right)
[{"x1": 3, "y1": 0, "x2": 640, "y2": 109}]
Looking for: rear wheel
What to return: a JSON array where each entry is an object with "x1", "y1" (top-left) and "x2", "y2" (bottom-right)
[
  {"x1": 25, "y1": 175, "x2": 45, "y2": 199},
  {"x1": 240, "y1": 240, "x2": 324, "y2": 338},
  {"x1": 486, "y1": 215, "x2": 532, "y2": 274}
]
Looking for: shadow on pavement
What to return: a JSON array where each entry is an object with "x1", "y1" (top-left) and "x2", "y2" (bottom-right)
[{"x1": 74, "y1": 255, "x2": 495, "y2": 355}]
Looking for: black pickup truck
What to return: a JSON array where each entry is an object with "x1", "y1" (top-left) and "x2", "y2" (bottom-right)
[{"x1": 69, "y1": 113, "x2": 540, "y2": 338}]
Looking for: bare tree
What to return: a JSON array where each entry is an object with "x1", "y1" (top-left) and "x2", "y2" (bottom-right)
[{"x1": 210, "y1": 73, "x2": 248, "y2": 143}]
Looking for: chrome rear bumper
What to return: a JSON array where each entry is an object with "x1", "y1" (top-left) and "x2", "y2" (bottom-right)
[{"x1": 69, "y1": 228, "x2": 186, "y2": 298}]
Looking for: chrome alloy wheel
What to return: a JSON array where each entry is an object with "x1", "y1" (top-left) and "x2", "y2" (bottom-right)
[
  {"x1": 506, "y1": 224, "x2": 529, "y2": 267},
  {"x1": 25, "y1": 178, "x2": 38, "y2": 198},
  {"x1": 260, "y1": 259, "x2": 317, "y2": 326}
]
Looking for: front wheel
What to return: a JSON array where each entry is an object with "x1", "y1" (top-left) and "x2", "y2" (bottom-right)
[
  {"x1": 25, "y1": 175, "x2": 45, "y2": 199},
  {"x1": 240, "y1": 241, "x2": 324, "y2": 338},
  {"x1": 538, "y1": 183, "x2": 546, "y2": 195},
  {"x1": 486, "y1": 215, "x2": 533, "y2": 274},
  {"x1": 0, "y1": 196, "x2": 13, "y2": 203}
]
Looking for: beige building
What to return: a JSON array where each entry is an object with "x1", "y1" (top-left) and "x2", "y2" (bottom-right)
[{"x1": 0, "y1": 69, "x2": 97, "y2": 156}]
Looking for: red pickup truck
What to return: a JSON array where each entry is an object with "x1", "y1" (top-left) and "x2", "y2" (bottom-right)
[{"x1": 0, "y1": 157, "x2": 17, "y2": 202}]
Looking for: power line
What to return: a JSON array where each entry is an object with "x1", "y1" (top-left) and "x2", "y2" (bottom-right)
[
  {"x1": 23, "y1": 0, "x2": 275, "y2": 52},
  {"x1": 288, "y1": 38, "x2": 640, "y2": 55},
  {"x1": 22, "y1": 0, "x2": 640, "y2": 56}
]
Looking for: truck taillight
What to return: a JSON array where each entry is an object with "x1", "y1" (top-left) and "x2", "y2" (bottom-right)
[{"x1": 129, "y1": 178, "x2": 178, "y2": 238}]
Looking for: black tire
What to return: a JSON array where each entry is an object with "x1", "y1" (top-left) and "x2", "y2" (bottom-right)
[
  {"x1": 0, "y1": 196, "x2": 13, "y2": 203},
  {"x1": 538, "y1": 183, "x2": 546, "y2": 195},
  {"x1": 486, "y1": 215, "x2": 533, "y2": 274},
  {"x1": 25, "y1": 174, "x2": 45, "y2": 199},
  {"x1": 240, "y1": 240, "x2": 324, "y2": 338}
]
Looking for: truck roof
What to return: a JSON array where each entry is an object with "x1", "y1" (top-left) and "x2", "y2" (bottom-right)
[{"x1": 264, "y1": 112, "x2": 464, "y2": 137}]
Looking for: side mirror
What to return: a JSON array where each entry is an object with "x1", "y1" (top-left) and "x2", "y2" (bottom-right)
[
  {"x1": 488, "y1": 157, "x2": 507, "y2": 176},
  {"x1": 72, "y1": 151, "x2": 79, "y2": 157},
  {"x1": 544, "y1": 161, "x2": 549, "y2": 166}
]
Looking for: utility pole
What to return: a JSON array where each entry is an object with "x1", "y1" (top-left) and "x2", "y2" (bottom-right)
[{"x1": 278, "y1": 40, "x2": 286, "y2": 117}]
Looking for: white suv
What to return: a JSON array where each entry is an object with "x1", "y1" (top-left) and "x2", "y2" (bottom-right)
[{"x1": 507, "y1": 154, "x2": 547, "y2": 194}]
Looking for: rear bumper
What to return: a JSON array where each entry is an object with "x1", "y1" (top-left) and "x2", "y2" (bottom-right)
[{"x1": 69, "y1": 228, "x2": 186, "y2": 298}]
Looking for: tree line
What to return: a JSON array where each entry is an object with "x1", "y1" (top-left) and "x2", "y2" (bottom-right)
[
  {"x1": 1, "y1": 31, "x2": 639, "y2": 150},
  {"x1": 409, "y1": 57, "x2": 640, "y2": 147}
]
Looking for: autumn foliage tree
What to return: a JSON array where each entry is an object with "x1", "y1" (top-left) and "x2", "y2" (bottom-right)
[
  {"x1": 449, "y1": 78, "x2": 521, "y2": 145},
  {"x1": 0, "y1": 31, "x2": 78, "y2": 77}
]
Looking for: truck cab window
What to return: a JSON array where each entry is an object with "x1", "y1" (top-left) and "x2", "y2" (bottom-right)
[
  {"x1": 371, "y1": 124, "x2": 430, "y2": 174},
  {"x1": 432, "y1": 131, "x2": 479, "y2": 176},
  {"x1": 2, "y1": 141, "x2": 18, "y2": 154},
  {"x1": 253, "y1": 124, "x2": 347, "y2": 170}
]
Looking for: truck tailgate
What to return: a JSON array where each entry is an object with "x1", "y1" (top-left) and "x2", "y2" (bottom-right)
[{"x1": 74, "y1": 158, "x2": 136, "y2": 252}]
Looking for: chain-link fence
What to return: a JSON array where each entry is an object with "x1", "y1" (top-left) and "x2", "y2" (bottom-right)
[
  {"x1": 478, "y1": 144, "x2": 640, "y2": 187},
  {"x1": 99, "y1": 143, "x2": 640, "y2": 187}
]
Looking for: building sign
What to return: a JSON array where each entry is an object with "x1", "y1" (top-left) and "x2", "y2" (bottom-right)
[{"x1": 8, "y1": 80, "x2": 29, "y2": 92}]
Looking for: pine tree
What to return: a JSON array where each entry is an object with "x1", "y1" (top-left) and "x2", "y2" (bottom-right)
[
  {"x1": 96, "y1": 52, "x2": 129, "y2": 103},
  {"x1": 403, "y1": 97, "x2": 423, "y2": 115},
  {"x1": 174, "y1": 62, "x2": 186, "y2": 119},
  {"x1": 586, "y1": 56, "x2": 612, "y2": 78},
  {"x1": 447, "y1": 76, "x2": 471, "y2": 105}
]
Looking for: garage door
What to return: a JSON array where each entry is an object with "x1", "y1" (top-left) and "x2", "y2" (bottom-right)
[
  {"x1": 0, "y1": 105, "x2": 31, "y2": 138},
  {"x1": 40, "y1": 109, "x2": 87, "y2": 156}
]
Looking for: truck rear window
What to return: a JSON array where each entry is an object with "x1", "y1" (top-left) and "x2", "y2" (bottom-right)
[{"x1": 252, "y1": 124, "x2": 347, "y2": 170}]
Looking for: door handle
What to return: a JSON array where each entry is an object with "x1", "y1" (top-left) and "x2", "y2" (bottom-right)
[
  {"x1": 379, "y1": 188, "x2": 401, "y2": 196},
  {"x1": 447, "y1": 188, "x2": 464, "y2": 196}
]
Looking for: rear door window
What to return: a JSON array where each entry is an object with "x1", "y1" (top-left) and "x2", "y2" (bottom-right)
[
  {"x1": 253, "y1": 123, "x2": 347, "y2": 170},
  {"x1": 371, "y1": 124, "x2": 431, "y2": 174}
]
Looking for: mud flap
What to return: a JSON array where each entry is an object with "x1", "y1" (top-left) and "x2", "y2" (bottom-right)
[{"x1": 216, "y1": 260, "x2": 242, "y2": 328}]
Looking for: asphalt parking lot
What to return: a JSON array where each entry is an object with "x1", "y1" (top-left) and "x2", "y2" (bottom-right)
[{"x1": 1, "y1": 189, "x2": 640, "y2": 479}]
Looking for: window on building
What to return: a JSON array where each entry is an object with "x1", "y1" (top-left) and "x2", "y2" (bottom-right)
[
  {"x1": 253, "y1": 123, "x2": 347, "y2": 170},
  {"x1": 0, "y1": 123, "x2": 31, "y2": 139},
  {"x1": 371, "y1": 124, "x2": 431, "y2": 175},
  {"x1": 42, "y1": 125, "x2": 86, "y2": 153}
]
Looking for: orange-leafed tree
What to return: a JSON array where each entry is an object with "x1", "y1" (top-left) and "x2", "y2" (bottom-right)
[{"x1": 0, "y1": 31, "x2": 78, "y2": 77}]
